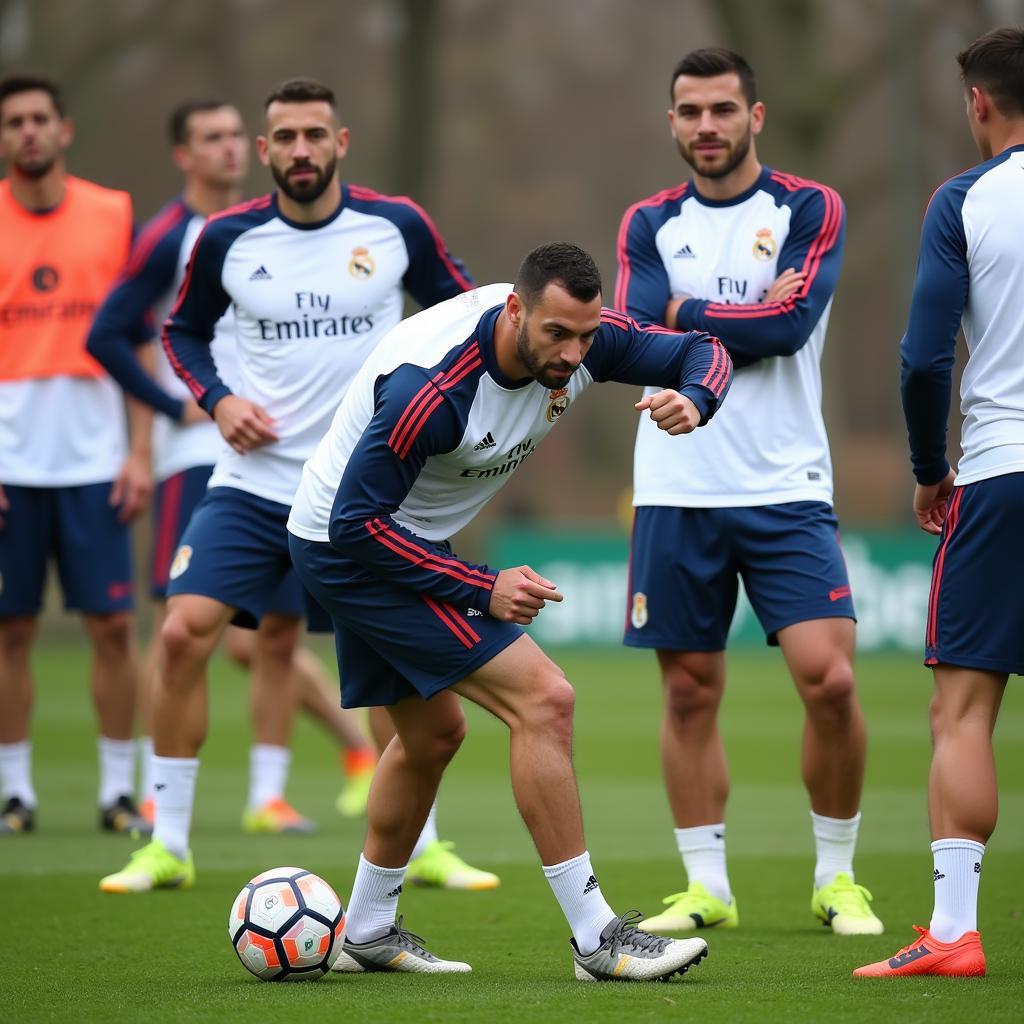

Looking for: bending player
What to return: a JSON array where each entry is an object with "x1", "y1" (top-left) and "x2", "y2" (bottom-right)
[{"x1": 287, "y1": 243, "x2": 731, "y2": 979}]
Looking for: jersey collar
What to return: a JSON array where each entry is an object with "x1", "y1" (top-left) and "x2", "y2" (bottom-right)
[
  {"x1": 270, "y1": 187, "x2": 346, "y2": 231},
  {"x1": 687, "y1": 165, "x2": 772, "y2": 208}
]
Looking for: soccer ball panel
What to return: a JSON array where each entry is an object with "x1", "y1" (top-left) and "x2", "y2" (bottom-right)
[
  {"x1": 281, "y1": 916, "x2": 332, "y2": 970},
  {"x1": 235, "y1": 930, "x2": 283, "y2": 981},
  {"x1": 249, "y1": 866, "x2": 305, "y2": 884},
  {"x1": 248, "y1": 880, "x2": 300, "y2": 933},
  {"x1": 295, "y1": 872, "x2": 343, "y2": 920}
]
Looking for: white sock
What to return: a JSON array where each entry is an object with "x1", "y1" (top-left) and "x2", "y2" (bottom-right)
[
  {"x1": 138, "y1": 736, "x2": 155, "y2": 802},
  {"x1": 811, "y1": 810, "x2": 861, "y2": 889},
  {"x1": 152, "y1": 755, "x2": 198, "y2": 860},
  {"x1": 0, "y1": 740, "x2": 36, "y2": 808},
  {"x1": 247, "y1": 744, "x2": 290, "y2": 809},
  {"x1": 543, "y1": 851, "x2": 615, "y2": 956},
  {"x1": 676, "y1": 824, "x2": 731, "y2": 903},
  {"x1": 98, "y1": 737, "x2": 136, "y2": 807},
  {"x1": 410, "y1": 801, "x2": 439, "y2": 859},
  {"x1": 345, "y1": 854, "x2": 407, "y2": 944},
  {"x1": 930, "y1": 838, "x2": 985, "y2": 942}
]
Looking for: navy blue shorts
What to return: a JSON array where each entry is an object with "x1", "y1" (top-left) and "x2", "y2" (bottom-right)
[
  {"x1": 289, "y1": 534, "x2": 522, "y2": 708},
  {"x1": 151, "y1": 465, "x2": 214, "y2": 598},
  {"x1": 624, "y1": 501, "x2": 855, "y2": 650},
  {"x1": 166, "y1": 486, "x2": 331, "y2": 632},
  {"x1": 925, "y1": 473, "x2": 1024, "y2": 676},
  {"x1": 0, "y1": 482, "x2": 133, "y2": 616}
]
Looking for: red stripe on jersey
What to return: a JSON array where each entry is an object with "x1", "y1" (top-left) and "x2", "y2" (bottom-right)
[
  {"x1": 701, "y1": 340, "x2": 722, "y2": 390},
  {"x1": 365, "y1": 519, "x2": 496, "y2": 590},
  {"x1": 614, "y1": 183, "x2": 689, "y2": 312},
  {"x1": 123, "y1": 203, "x2": 186, "y2": 281},
  {"x1": 348, "y1": 185, "x2": 473, "y2": 293},
  {"x1": 926, "y1": 488, "x2": 963, "y2": 650},
  {"x1": 152, "y1": 471, "x2": 185, "y2": 587},
  {"x1": 706, "y1": 339, "x2": 731, "y2": 395},
  {"x1": 422, "y1": 594, "x2": 481, "y2": 648}
]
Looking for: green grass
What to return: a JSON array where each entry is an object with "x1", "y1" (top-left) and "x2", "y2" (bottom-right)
[{"x1": 2, "y1": 646, "x2": 1022, "y2": 1022}]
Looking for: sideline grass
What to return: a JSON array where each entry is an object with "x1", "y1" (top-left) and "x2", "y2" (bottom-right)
[{"x1": 2, "y1": 645, "x2": 1021, "y2": 1022}]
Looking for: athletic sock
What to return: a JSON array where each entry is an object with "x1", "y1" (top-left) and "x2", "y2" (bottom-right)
[
  {"x1": 543, "y1": 851, "x2": 616, "y2": 956},
  {"x1": 138, "y1": 736, "x2": 155, "y2": 802},
  {"x1": 930, "y1": 838, "x2": 985, "y2": 942},
  {"x1": 811, "y1": 810, "x2": 861, "y2": 889},
  {"x1": 0, "y1": 740, "x2": 36, "y2": 808},
  {"x1": 410, "y1": 801, "x2": 439, "y2": 859},
  {"x1": 345, "y1": 854, "x2": 407, "y2": 943},
  {"x1": 152, "y1": 755, "x2": 198, "y2": 860},
  {"x1": 247, "y1": 744, "x2": 290, "y2": 809},
  {"x1": 676, "y1": 823, "x2": 731, "y2": 903},
  {"x1": 98, "y1": 737, "x2": 136, "y2": 807}
]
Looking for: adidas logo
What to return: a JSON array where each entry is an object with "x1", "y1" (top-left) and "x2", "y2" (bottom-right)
[
  {"x1": 466, "y1": 607, "x2": 483, "y2": 617},
  {"x1": 672, "y1": 244, "x2": 696, "y2": 259},
  {"x1": 582, "y1": 874, "x2": 600, "y2": 895},
  {"x1": 974, "y1": 862, "x2": 981, "y2": 874},
  {"x1": 385, "y1": 885, "x2": 403, "y2": 898},
  {"x1": 154, "y1": 783, "x2": 166, "y2": 791},
  {"x1": 248, "y1": 265, "x2": 272, "y2": 281},
  {"x1": 933, "y1": 868, "x2": 945, "y2": 880},
  {"x1": 473, "y1": 431, "x2": 496, "y2": 451}
]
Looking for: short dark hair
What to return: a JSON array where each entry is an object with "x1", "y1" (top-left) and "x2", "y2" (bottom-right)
[
  {"x1": 670, "y1": 48, "x2": 757, "y2": 106},
  {"x1": 168, "y1": 100, "x2": 233, "y2": 146},
  {"x1": 957, "y1": 26, "x2": 1024, "y2": 118},
  {"x1": 0, "y1": 74, "x2": 65, "y2": 118},
  {"x1": 514, "y1": 243, "x2": 603, "y2": 309},
  {"x1": 263, "y1": 77, "x2": 337, "y2": 114}
]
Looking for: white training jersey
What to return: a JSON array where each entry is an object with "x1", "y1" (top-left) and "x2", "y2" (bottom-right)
[{"x1": 616, "y1": 167, "x2": 846, "y2": 507}]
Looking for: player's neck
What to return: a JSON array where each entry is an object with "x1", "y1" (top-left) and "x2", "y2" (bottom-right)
[
  {"x1": 7, "y1": 161, "x2": 66, "y2": 212},
  {"x1": 275, "y1": 176, "x2": 342, "y2": 224},
  {"x1": 691, "y1": 153, "x2": 762, "y2": 203},
  {"x1": 986, "y1": 121, "x2": 1024, "y2": 157},
  {"x1": 183, "y1": 180, "x2": 243, "y2": 218}
]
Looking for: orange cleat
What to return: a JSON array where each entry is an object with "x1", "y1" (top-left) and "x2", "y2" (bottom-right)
[
  {"x1": 853, "y1": 925, "x2": 986, "y2": 978},
  {"x1": 139, "y1": 797, "x2": 155, "y2": 825}
]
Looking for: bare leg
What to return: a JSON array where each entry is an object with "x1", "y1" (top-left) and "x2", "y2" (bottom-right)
[
  {"x1": 83, "y1": 611, "x2": 137, "y2": 741},
  {"x1": 293, "y1": 648, "x2": 373, "y2": 751},
  {"x1": 0, "y1": 616, "x2": 37, "y2": 744},
  {"x1": 778, "y1": 618, "x2": 864, "y2": 817}
]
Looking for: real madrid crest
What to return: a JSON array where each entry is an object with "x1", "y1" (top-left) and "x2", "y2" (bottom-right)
[
  {"x1": 752, "y1": 228, "x2": 776, "y2": 262},
  {"x1": 348, "y1": 246, "x2": 375, "y2": 279},
  {"x1": 169, "y1": 545, "x2": 193, "y2": 581},
  {"x1": 546, "y1": 387, "x2": 569, "y2": 422},
  {"x1": 630, "y1": 592, "x2": 649, "y2": 629}
]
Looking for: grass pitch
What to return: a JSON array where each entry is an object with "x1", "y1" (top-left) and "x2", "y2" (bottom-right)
[{"x1": 2, "y1": 644, "x2": 1022, "y2": 1022}]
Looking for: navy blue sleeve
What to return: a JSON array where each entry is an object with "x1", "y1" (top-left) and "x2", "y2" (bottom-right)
[
  {"x1": 900, "y1": 182, "x2": 969, "y2": 485},
  {"x1": 87, "y1": 218, "x2": 186, "y2": 421},
  {"x1": 586, "y1": 309, "x2": 732, "y2": 425},
  {"x1": 162, "y1": 223, "x2": 233, "y2": 413},
  {"x1": 677, "y1": 185, "x2": 845, "y2": 365},
  {"x1": 328, "y1": 365, "x2": 498, "y2": 610},
  {"x1": 614, "y1": 205, "x2": 673, "y2": 325}
]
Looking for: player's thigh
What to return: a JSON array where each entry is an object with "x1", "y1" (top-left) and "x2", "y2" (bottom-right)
[
  {"x1": 624, "y1": 506, "x2": 739, "y2": 651},
  {"x1": 151, "y1": 465, "x2": 213, "y2": 600},
  {"x1": 734, "y1": 501, "x2": 854, "y2": 646},
  {"x1": 289, "y1": 534, "x2": 522, "y2": 710},
  {"x1": 53, "y1": 482, "x2": 134, "y2": 613},
  {"x1": 0, "y1": 485, "x2": 51, "y2": 617},
  {"x1": 166, "y1": 486, "x2": 293, "y2": 628},
  {"x1": 926, "y1": 474, "x2": 1024, "y2": 675},
  {"x1": 386, "y1": 689, "x2": 467, "y2": 763}
]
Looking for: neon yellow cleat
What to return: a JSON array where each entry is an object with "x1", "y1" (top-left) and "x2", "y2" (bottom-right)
[
  {"x1": 335, "y1": 767, "x2": 374, "y2": 818},
  {"x1": 242, "y1": 797, "x2": 317, "y2": 835},
  {"x1": 406, "y1": 840, "x2": 500, "y2": 891},
  {"x1": 638, "y1": 880, "x2": 739, "y2": 934},
  {"x1": 100, "y1": 838, "x2": 195, "y2": 893},
  {"x1": 812, "y1": 872, "x2": 884, "y2": 935}
]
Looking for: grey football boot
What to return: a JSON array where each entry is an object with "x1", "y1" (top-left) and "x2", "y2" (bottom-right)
[
  {"x1": 332, "y1": 916, "x2": 472, "y2": 974},
  {"x1": 572, "y1": 910, "x2": 709, "y2": 982}
]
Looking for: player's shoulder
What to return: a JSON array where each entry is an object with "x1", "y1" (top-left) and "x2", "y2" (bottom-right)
[
  {"x1": 620, "y1": 182, "x2": 692, "y2": 230},
  {"x1": 136, "y1": 197, "x2": 192, "y2": 250},
  {"x1": 65, "y1": 175, "x2": 133, "y2": 216},
  {"x1": 201, "y1": 193, "x2": 275, "y2": 243},
  {"x1": 344, "y1": 182, "x2": 437, "y2": 232},
  {"x1": 762, "y1": 168, "x2": 844, "y2": 214},
  {"x1": 931, "y1": 148, "x2": 1021, "y2": 213}
]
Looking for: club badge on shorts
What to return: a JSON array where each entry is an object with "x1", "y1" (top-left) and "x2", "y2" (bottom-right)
[
  {"x1": 169, "y1": 545, "x2": 193, "y2": 581},
  {"x1": 630, "y1": 591, "x2": 649, "y2": 629}
]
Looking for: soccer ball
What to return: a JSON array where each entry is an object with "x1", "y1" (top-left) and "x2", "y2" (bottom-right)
[{"x1": 228, "y1": 866, "x2": 345, "y2": 981}]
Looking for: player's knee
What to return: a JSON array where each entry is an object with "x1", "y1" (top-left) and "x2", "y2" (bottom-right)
[
  {"x1": 530, "y1": 672, "x2": 576, "y2": 744},
  {"x1": 800, "y1": 661, "x2": 856, "y2": 720},
  {"x1": 88, "y1": 611, "x2": 134, "y2": 660},
  {"x1": 663, "y1": 664, "x2": 720, "y2": 722},
  {"x1": 0, "y1": 617, "x2": 36, "y2": 660},
  {"x1": 403, "y1": 714, "x2": 466, "y2": 768},
  {"x1": 160, "y1": 610, "x2": 210, "y2": 671},
  {"x1": 256, "y1": 616, "x2": 301, "y2": 663}
]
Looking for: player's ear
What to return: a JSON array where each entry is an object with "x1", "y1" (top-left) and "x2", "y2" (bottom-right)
[
  {"x1": 58, "y1": 115, "x2": 74, "y2": 150},
  {"x1": 750, "y1": 101, "x2": 766, "y2": 136},
  {"x1": 970, "y1": 86, "x2": 990, "y2": 123},
  {"x1": 335, "y1": 125, "x2": 350, "y2": 159},
  {"x1": 170, "y1": 143, "x2": 190, "y2": 174},
  {"x1": 255, "y1": 134, "x2": 271, "y2": 167},
  {"x1": 507, "y1": 292, "x2": 524, "y2": 326}
]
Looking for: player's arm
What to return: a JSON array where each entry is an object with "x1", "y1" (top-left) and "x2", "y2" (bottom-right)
[
  {"x1": 588, "y1": 310, "x2": 732, "y2": 429},
  {"x1": 900, "y1": 182, "x2": 968, "y2": 530},
  {"x1": 86, "y1": 218, "x2": 192, "y2": 422},
  {"x1": 613, "y1": 204, "x2": 674, "y2": 325},
  {"x1": 394, "y1": 199, "x2": 475, "y2": 306},
  {"x1": 328, "y1": 365, "x2": 499, "y2": 610},
  {"x1": 675, "y1": 185, "x2": 846, "y2": 365}
]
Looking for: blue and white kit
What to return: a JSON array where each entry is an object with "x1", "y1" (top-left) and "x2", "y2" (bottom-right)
[{"x1": 288, "y1": 283, "x2": 731, "y2": 706}]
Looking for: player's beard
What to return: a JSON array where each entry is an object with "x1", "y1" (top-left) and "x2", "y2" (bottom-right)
[
  {"x1": 678, "y1": 126, "x2": 752, "y2": 180},
  {"x1": 272, "y1": 155, "x2": 336, "y2": 204},
  {"x1": 13, "y1": 151, "x2": 59, "y2": 179},
  {"x1": 515, "y1": 320, "x2": 577, "y2": 390}
]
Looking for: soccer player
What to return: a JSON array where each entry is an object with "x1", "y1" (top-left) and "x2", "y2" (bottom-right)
[
  {"x1": 854, "y1": 26, "x2": 1024, "y2": 980},
  {"x1": 615, "y1": 48, "x2": 882, "y2": 936},
  {"x1": 86, "y1": 99, "x2": 377, "y2": 835},
  {"x1": 0, "y1": 74, "x2": 150, "y2": 836},
  {"x1": 287, "y1": 243, "x2": 732, "y2": 979},
  {"x1": 100, "y1": 77, "x2": 484, "y2": 892}
]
